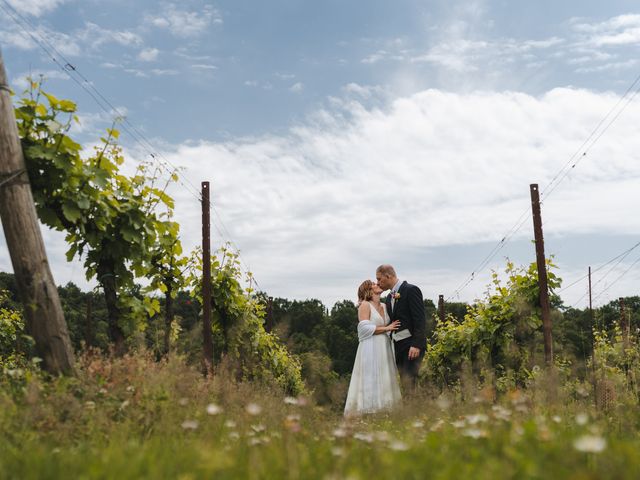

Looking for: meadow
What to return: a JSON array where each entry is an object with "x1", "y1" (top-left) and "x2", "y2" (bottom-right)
[{"x1": 2, "y1": 350, "x2": 640, "y2": 480}]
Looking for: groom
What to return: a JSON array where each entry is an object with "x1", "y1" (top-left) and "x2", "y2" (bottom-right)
[{"x1": 376, "y1": 264, "x2": 426, "y2": 390}]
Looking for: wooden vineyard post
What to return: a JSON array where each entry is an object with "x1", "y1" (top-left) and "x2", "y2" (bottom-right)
[
  {"x1": 438, "y1": 294, "x2": 445, "y2": 323},
  {"x1": 588, "y1": 266, "x2": 593, "y2": 325},
  {"x1": 201, "y1": 181, "x2": 214, "y2": 374},
  {"x1": 0, "y1": 49, "x2": 75, "y2": 374},
  {"x1": 530, "y1": 184, "x2": 553, "y2": 366},
  {"x1": 265, "y1": 296, "x2": 274, "y2": 333}
]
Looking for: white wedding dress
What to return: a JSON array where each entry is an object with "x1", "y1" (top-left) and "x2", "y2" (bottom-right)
[{"x1": 344, "y1": 302, "x2": 402, "y2": 415}]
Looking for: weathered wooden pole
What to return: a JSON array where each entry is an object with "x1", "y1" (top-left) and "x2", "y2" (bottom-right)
[
  {"x1": 620, "y1": 297, "x2": 629, "y2": 350},
  {"x1": 530, "y1": 184, "x2": 553, "y2": 365},
  {"x1": 438, "y1": 294, "x2": 445, "y2": 322},
  {"x1": 201, "y1": 181, "x2": 213, "y2": 373},
  {"x1": 0, "y1": 49, "x2": 75, "y2": 374}
]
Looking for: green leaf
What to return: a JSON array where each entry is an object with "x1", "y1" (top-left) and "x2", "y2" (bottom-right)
[
  {"x1": 62, "y1": 201, "x2": 82, "y2": 223},
  {"x1": 77, "y1": 196, "x2": 90, "y2": 210},
  {"x1": 58, "y1": 99, "x2": 77, "y2": 113},
  {"x1": 66, "y1": 245, "x2": 78, "y2": 262},
  {"x1": 43, "y1": 92, "x2": 60, "y2": 108}
]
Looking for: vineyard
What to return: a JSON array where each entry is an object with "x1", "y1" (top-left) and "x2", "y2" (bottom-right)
[{"x1": 2, "y1": 24, "x2": 640, "y2": 480}]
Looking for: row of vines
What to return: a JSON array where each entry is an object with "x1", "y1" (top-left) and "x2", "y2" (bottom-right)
[{"x1": 5, "y1": 80, "x2": 303, "y2": 394}]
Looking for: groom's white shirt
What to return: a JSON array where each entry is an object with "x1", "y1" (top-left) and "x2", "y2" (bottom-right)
[{"x1": 390, "y1": 279, "x2": 402, "y2": 309}]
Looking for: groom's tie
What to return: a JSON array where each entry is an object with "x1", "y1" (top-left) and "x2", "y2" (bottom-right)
[{"x1": 390, "y1": 290, "x2": 396, "y2": 310}]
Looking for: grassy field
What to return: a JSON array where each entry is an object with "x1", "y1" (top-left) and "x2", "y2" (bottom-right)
[{"x1": 2, "y1": 352, "x2": 639, "y2": 480}]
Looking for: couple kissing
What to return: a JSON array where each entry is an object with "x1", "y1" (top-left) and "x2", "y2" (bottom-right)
[{"x1": 344, "y1": 264, "x2": 426, "y2": 416}]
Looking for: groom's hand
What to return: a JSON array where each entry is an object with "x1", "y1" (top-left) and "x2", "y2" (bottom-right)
[{"x1": 408, "y1": 347, "x2": 420, "y2": 360}]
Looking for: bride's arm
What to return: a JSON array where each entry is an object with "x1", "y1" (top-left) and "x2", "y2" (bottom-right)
[
  {"x1": 375, "y1": 320, "x2": 400, "y2": 334},
  {"x1": 358, "y1": 303, "x2": 399, "y2": 336}
]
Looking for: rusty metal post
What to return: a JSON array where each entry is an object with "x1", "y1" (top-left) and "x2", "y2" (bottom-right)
[
  {"x1": 265, "y1": 296, "x2": 274, "y2": 332},
  {"x1": 202, "y1": 182, "x2": 213, "y2": 373},
  {"x1": 588, "y1": 266, "x2": 593, "y2": 325},
  {"x1": 530, "y1": 184, "x2": 553, "y2": 365},
  {"x1": 438, "y1": 294, "x2": 445, "y2": 323}
]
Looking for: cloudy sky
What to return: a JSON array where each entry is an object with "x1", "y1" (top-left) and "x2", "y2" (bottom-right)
[{"x1": 1, "y1": 0, "x2": 639, "y2": 309}]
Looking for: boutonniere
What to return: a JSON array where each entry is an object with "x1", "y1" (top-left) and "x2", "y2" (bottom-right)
[{"x1": 392, "y1": 292, "x2": 401, "y2": 300}]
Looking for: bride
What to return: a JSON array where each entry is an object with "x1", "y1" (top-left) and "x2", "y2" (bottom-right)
[{"x1": 344, "y1": 280, "x2": 402, "y2": 415}]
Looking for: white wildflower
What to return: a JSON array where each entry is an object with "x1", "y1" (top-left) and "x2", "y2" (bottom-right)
[
  {"x1": 284, "y1": 396, "x2": 298, "y2": 405},
  {"x1": 451, "y1": 419, "x2": 466, "y2": 428},
  {"x1": 246, "y1": 403, "x2": 262, "y2": 416},
  {"x1": 224, "y1": 420, "x2": 237, "y2": 428},
  {"x1": 206, "y1": 403, "x2": 222, "y2": 415},
  {"x1": 84, "y1": 401, "x2": 96, "y2": 410},
  {"x1": 178, "y1": 398, "x2": 188, "y2": 407},
  {"x1": 389, "y1": 440, "x2": 409, "y2": 451},
  {"x1": 181, "y1": 420, "x2": 199, "y2": 430},
  {"x1": 332, "y1": 428, "x2": 348, "y2": 438},
  {"x1": 251, "y1": 424, "x2": 266, "y2": 433},
  {"x1": 412, "y1": 420, "x2": 424, "y2": 429},
  {"x1": 353, "y1": 432, "x2": 374, "y2": 443},
  {"x1": 430, "y1": 419, "x2": 445, "y2": 432},
  {"x1": 491, "y1": 405, "x2": 512, "y2": 421},
  {"x1": 465, "y1": 413, "x2": 489, "y2": 425},
  {"x1": 573, "y1": 435, "x2": 606, "y2": 453},
  {"x1": 575, "y1": 413, "x2": 589, "y2": 426},
  {"x1": 462, "y1": 428, "x2": 487, "y2": 439}
]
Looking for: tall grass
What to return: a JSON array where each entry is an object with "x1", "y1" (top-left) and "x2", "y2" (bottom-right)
[{"x1": 2, "y1": 350, "x2": 640, "y2": 479}]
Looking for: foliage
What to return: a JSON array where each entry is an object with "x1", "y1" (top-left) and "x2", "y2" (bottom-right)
[
  {"x1": 425, "y1": 260, "x2": 562, "y2": 389},
  {"x1": 0, "y1": 290, "x2": 39, "y2": 396},
  {"x1": 0, "y1": 290, "x2": 25, "y2": 358},
  {"x1": 3, "y1": 350, "x2": 640, "y2": 479},
  {"x1": 15, "y1": 82, "x2": 178, "y2": 349},
  {"x1": 188, "y1": 245, "x2": 304, "y2": 395}
]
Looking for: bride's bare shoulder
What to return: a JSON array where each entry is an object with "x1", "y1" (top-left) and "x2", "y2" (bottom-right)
[{"x1": 357, "y1": 301, "x2": 370, "y2": 319}]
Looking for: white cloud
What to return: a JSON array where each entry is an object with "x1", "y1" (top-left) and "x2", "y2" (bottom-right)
[
  {"x1": 575, "y1": 59, "x2": 639, "y2": 74},
  {"x1": 191, "y1": 64, "x2": 217, "y2": 70},
  {"x1": 571, "y1": 14, "x2": 640, "y2": 46},
  {"x1": 10, "y1": 69, "x2": 68, "y2": 91},
  {"x1": 290, "y1": 82, "x2": 304, "y2": 93},
  {"x1": 0, "y1": 23, "x2": 81, "y2": 56},
  {"x1": 133, "y1": 87, "x2": 640, "y2": 306},
  {"x1": 146, "y1": 4, "x2": 222, "y2": 37},
  {"x1": 77, "y1": 22, "x2": 143, "y2": 50},
  {"x1": 138, "y1": 48, "x2": 160, "y2": 62},
  {"x1": 5, "y1": 0, "x2": 68, "y2": 17}
]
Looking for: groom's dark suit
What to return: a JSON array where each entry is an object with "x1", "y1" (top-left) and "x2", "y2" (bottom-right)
[{"x1": 385, "y1": 281, "x2": 426, "y2": 385}]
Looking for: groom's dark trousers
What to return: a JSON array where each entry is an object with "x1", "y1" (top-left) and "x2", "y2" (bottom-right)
[{"x1": 395, "y1": 337, "x2": 426, "y2": 386}]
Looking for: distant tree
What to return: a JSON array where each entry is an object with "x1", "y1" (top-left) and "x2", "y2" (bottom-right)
[
  {"x1": 288, "y1": 299, "x2": 325, "y2": 337},
  {"x1": 324, "y1": 300, "x2": 358, "y2": 375}
]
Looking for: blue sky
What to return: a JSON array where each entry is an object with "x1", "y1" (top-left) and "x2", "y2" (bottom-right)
[{"x1": 1, "y1": 0, "x2": 639, "y2": 308}]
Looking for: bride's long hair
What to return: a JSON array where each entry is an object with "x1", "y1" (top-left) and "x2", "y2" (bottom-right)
[{"x1": 357, "y1": 280, "x2": 375, "y2": 306}]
